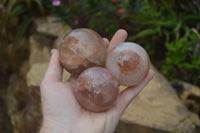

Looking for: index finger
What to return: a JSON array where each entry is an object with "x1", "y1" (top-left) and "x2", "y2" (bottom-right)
[{"x1": 108, "y1": 29, "x2": 128, "y2": 53}]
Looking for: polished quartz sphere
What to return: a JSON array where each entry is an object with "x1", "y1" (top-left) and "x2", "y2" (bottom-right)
[
  {"x1": 74, "y1": 67, "x2": 119, "y2": 112},
  {"x1": 106, "y1": 42, "x2": 150, "y2": 86},
  {"x1": 59, "y1": 28, "x2": 106, "y2": 74}
]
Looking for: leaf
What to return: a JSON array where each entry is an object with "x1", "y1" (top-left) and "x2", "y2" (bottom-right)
[
  {"x1": 161, "y1": 0, "x2": 176, "y2": 19},
  {"x1": 88, "y1": 20, "x2": 95, "y2": 29},
  {"x1": 34, "y1": 0, "x2": 45, "y2": 14},
  {"x1": 165, "y1": 42, "x2": 176, "y2": 52},
  {"x1": 192, "y1": 56, "x2": 200, "y2": 68},
  {"x1": 7, "y1": 0, "x2": 17, "y2": 12},
  {"x1": 183, "y1": 15, "x2": 200, "y2": 22},
  {"x1": 14, "y1": 16, "x2": 33, "y2": 47},
  {"x1": 10, "y1": 4, "x2": 26, "y2": 18},
  {"x1": 173, "y1": 21, "x2": 182, "y2": 33},
  {"x1": 188, "y1": 31, "x2": 199, "y2": 41},
  {"x1": 130, "y1": 27, "x2": 161, "y2": 40}
]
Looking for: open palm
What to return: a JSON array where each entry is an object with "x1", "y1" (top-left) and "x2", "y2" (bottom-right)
[{"x1": 40, "y1": 29, "x2": 154, "y2": 133}]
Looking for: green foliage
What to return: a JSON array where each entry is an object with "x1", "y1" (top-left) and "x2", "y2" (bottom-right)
[
  {"x1": 1, "y1": 0, "x2": 200, "y2": 85},
  {"x1": 0, "y1": 0, "x2": 46, "y2": 47},
  {"x1": 15, "y1": 15, "x2": 33, "y2": 45},
  {"x1": 127, "y1": 0, "x2": 200, "y2": 41},
  {"x1": 49, "y1": 0, "x2": 126, "y2": 37},
  {"x1": 122, "y1": 0, "x2": 200, "y2": 85},
  {"x1": 162, "y1": 30, "x2": 200, "y2": 84},
  {"x1": 0, "y1": 0, "x2": 49, "y2": 75}
]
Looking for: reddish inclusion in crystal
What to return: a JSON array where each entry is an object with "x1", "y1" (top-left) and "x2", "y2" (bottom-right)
[
  {"x1": 59, "y1": 36, "x2": 86, "y2": 70},
  {"x1": 66, "y1": 36, "x2": 79, "y2": 45},
  {"x1": 74, "y1": 67, "x2": 119, "y2": 112},
  {"x1": 59, "y1": 28, "x2": 106, "y2": 74},
  {"x1": 106, "y1": 42, "x2": 150, "y2": 86},
  {"x1": 118, "y1": 50, "x2": 141, "y2": 74}
]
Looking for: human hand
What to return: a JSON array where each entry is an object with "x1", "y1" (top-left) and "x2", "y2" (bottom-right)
[{"x1": 40, "y1": 29, "x2": 154, "y2": 133}]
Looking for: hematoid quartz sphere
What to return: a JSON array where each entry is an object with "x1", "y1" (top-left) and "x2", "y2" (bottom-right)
[
  {"x1": 59, "y1": 28, "x2": 106, "y2": 74},
  {"x1": 106, "y1": 42, "x2": 150, "y2": 86},
  {"x1": 74, "y1": 67, "x2": 119, "y2": 112}
]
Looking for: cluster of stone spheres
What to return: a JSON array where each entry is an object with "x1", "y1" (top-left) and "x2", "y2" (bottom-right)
[{"x1": 59, "y1": 28, "x2": 150, "y2": 112}]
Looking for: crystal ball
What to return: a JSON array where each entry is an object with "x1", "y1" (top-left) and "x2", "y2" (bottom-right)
[
  {"x1": 59, "y1": 28, "x2": 106, "y2": 74},
  {"x1": 74, "y1": 67, "x2": 119, "y2": 112},
  {"x1": 106, "y1": 42, "x2": 150, "y2": 86}
]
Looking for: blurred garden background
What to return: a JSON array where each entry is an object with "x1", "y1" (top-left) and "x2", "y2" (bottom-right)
[{"x1": 0, "y1": 0, "x2": 200, "y2": 133}]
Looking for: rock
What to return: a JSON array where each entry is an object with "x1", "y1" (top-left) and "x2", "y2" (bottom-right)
[
  {"x1": 7, "y1": 65, "x2": 43, "y2": 133},
  {"x1": 26, "y1": 63, "x2": 49, "y2": 104},
  {"x1": 115, "y1": 65, "x2": 196, "y2": 133},
  {"x1": 189, "y1": 112, "x2": 200, "y2": 126},
  {"x1": 27, "y1": 62, "x2": 71, "y2": 87},
  {"x1": 19, "y1": 61, "x2": 29, "y2": 81},
  {"x1": 181, "y1": 84, "x2": 200, "y2": 115},
  {"x1": 29, "y1": 34, "x2": 53, "y2": 66},
  {"x1": 171, "y1": 81, "x2": 200, "y2": 127},
  {"x1": 115, "y1": 121, "x2": 169, "y2": 133},
  {"x1": 34, "y1": 16, "x2": 72, "y2": 37},
  {"x1": 6, "y1": 74, "x2": 38, "y2": 133},
  {"x1": 62, "y1": 69, "x2": 71, "y2": 82},
  {"x1": 10, "y1": 103, "x2": 42, "y2": 133},
  {"x1": 7, "y1": 74, "x2": 29, "y2": 117},
  {"x1": 53, "y1": 34, "x2": 65, "y2": 49},
  {"x1": 26, "y1": 63, "x2": 48, "y2": 87},
  {"x1": 7, "y1": 37, "x2": 50, "y2": 133},
  {"x1": 4, "y1": 38, "x2": 29, "y2": 74},
  {"x1": 29, "y1": 86, "x2": 41, "y2": 104}
]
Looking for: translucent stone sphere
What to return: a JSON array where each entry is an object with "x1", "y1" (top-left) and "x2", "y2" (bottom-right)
[
  {"x1": 106, "y1": 42, "x2": 150, "y2": 86},
  {"x1": 74, "y1": 67, "x2": 119, "y2": 112},
  {"x1": 59, "y1": 28, "x2": 106, "y2": 74}
]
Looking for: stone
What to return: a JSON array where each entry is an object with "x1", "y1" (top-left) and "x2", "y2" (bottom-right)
[
  {"x1": 26, "y1": 63, "x2": 48, "y2": 87},
  {"x1": 7, "y1": 74, "x2": 29, "y2": 117},
  {"x1": 6, "y1": 33, "x2": 52, "y2": 132},
  {"x1": 189, "y1": 112, "x2": 200, "y2": 126},
  {"x1": 27, "y1": 62, "x2": 71, "y2": 85},
  {"x1": 53, "y1": 34, "x2": 65, "y2": 49},
  {"x1": 7, "y1": 63, "x2": 44, "y2": 133},
  {"x1": 74, "y1": 67, "x2": 119, "y2": 112},
  {"x1": 34, "y1": 16, "x2": 72, "y2": 37},
  {"x1": 171, "y1": 81, "x2": 200, "y2": 127},
  {"x1": 10, "y1": 103, "x2": 42, "y2": 133},
  {"x1": 106, "y1": 42, "x2": 150, "y2": 86},
  {"x1": 115, "y1": 121, "x2": 169, "y2": 133},
  {"x1": 62, "y1": 69, "x2": 71, "y2": 83},
  {"x1": 6, "y1": 74, "x2": 39, "y2": 133},
  {"x1": 115, "y1": 65, "x2": 196, "y2": 133},
  {"x1": 4, "y1": 38, "x2": 29, "y2": 74},
  {"x1": 59, "y1": 28, "x2": 107, "y2": 74},
  {"x1": 19, "y1": 61, "x2": 29, "y2": 81},
  {"x1": 29, "y1": 34, "x2": 52, "y2": 66}
]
